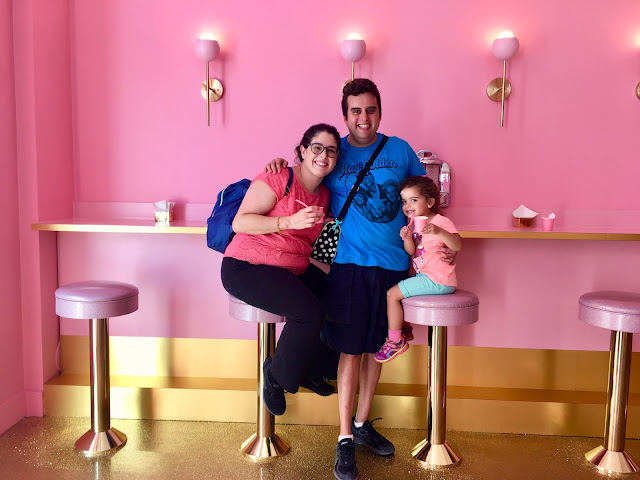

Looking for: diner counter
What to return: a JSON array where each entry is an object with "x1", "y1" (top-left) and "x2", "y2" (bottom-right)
[{"x1": 33, "y1": 202, "x2": 640, "y2": 434}]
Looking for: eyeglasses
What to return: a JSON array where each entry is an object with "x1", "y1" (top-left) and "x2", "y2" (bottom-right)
[{"x1": 308, "y1": 143, "x2": 339, "y2": 158}]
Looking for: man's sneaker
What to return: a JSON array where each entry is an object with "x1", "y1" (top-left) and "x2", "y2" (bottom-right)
[
  {"x1": 262, "y1": 357, "x2": 286, "y2": 416},
  {"x1": 402, "y1": 322, "x2": 414, "y2": 341},
  {"x1": 334, "y1": 438, "x2": 359, "y2": 480},
  {"x1": 351, "y1": 417, "x2": 395, "y2": 456},
  {"x1": 300, "y1": 375, "x2": 335, "y2": 396},
  {"x1": 373, "y1": 336, "x2": 409, "y2": 363}
]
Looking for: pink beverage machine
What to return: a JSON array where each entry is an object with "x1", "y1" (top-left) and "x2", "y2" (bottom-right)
[{"x1": 417, "y1": 150, "x2": 451, "y2": 208}]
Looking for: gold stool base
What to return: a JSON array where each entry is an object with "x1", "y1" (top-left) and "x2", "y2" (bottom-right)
[
  {"x1": 75, "y1": 427, "x2": 127, "y2": 456},
  {"x1": 241, "y1": 433, "x2": 290, "y2": 459},
  {"x1": 585, "y1": 445, "x2": 640, "y2": 474},
  {"x1": 411, "y1": 439, "x2": 461, "y2": 468}
]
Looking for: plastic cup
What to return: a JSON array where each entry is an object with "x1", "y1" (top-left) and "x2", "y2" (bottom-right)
[
  {"x1": 413, "y1": 216, "x2": 429, "y2": 234},
  {"x1": 542, "y1": 217, "x2": 554, "y2": 232}
]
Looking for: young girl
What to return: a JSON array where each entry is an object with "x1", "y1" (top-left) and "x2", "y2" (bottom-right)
[{"x1": 374, "y1": 176, "x2": 463, "y2": 363}]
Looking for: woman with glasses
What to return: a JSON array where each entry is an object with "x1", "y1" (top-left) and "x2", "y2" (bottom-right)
[{"x1": 221, "y1": 123, "x2": 340, "y2": 416}]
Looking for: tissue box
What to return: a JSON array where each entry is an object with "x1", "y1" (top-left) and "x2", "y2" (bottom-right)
[
  {"x1": 513, "y1": 216, "x2": 535, "y2": 228},
  {"x1": 155, "y1": 211, "x2": 174, "y2": 223}
]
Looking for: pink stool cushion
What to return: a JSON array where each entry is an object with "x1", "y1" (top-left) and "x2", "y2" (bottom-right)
[
  {"x1": 229, "y1": 295, "x2": 285, "y2": 324},
  {"x1": 55, "y1": 281, "x2": 139, "y2": 320},
  {"x1": 402, "y1": 289, "x2": 479, "y2": 327},
  {"x1": 579, "y1": 291, "x2": 640, "y2": 333}
]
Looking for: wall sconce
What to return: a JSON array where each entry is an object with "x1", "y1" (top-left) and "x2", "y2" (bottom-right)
[
  {"x1": 195, "y1": 36, "x2": 224, "y2": 126},
  {"x1": 341, "y1": 34, "x2": 366, "y2": 82},
  {"x1": 486, "y1": 31, "x2": 519, "y2": 127},
  {"x1": 636, "y1": 81, "x2": 640, "y2": 100}
]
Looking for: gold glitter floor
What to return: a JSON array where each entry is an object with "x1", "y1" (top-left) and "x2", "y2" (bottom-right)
[{"x1": 1, "y1": 417, "x2": 638, "y2": 480}]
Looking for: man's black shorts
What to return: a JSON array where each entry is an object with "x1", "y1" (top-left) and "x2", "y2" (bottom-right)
[{"x1": 323, "y1": 263, "x2": 407, "y2": 355}]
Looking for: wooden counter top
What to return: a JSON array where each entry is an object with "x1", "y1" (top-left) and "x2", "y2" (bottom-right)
[
  {"x1": 32, "y1": 218, "x2": 206, "y2": 234},
  {"x1": 31, "y1": 204, "x2": 640, "y2": 240},
  {"x1": 31, "y1": 218, "x2": 640, "y2": 240}
]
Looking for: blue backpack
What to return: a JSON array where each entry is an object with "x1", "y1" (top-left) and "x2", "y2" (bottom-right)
[{"x1": 206, "y1": 168, "x2": 293, "y2": 253}]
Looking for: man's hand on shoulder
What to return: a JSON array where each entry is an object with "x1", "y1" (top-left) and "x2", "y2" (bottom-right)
[{"x1": 265, "y1": 158, "x2": 288, "y2": 173}]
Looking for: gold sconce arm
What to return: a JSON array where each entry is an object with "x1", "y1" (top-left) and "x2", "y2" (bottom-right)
[
  {"x1": 486, "y1": 60, "x2": 512, "y2": 127},
  {"x1": 200, "y1": 61, "x2": 223, "y2": 127}
]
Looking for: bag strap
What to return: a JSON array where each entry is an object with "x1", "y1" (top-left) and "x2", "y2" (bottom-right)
[
  {"x1": 336, "y1": 135, "x2": 388, "y2": 222},
  {"x1": 285, "y1": 166, "x2": 294, "y2": 196}
]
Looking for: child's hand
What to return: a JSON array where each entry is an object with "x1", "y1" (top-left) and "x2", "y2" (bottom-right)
[
  {"x1": 400, "y1": 226, "x2": 410, "y2": 239},
  {"x1": 422, "y1": 223, "x2": 441, "y2": 236}
]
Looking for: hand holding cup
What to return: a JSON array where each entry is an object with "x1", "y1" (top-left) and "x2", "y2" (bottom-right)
[
  {"x1": 412, "y1": 216, "x2": 429, "y2": 234},
  {"x1": 293, "y1": 199, "x2": 324, "y2": 228}
]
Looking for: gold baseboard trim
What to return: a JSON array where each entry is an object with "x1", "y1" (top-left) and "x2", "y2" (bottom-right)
[
  {"x1": 44, "y1": 373, "x2": 640, "y2": 437},
  {"x1": 52, "y1": 336, "x2": 640, "y2": 436}
]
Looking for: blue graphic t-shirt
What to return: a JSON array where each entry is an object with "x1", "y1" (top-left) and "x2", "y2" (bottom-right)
[{"x1": 323, "y1": 133, "x2": 425, "y2": 271}]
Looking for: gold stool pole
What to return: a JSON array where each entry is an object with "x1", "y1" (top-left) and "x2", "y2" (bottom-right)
[
  {"x1": 411, "y1": 326, "x2": 461, "y2": 467},
  {"x1": 585, "y1": 331, "x2": 640, "y2": 473},
  {"x1": 241, "y1": 322, "x2": 290, "y2": 459},
  {"x1": 75, "y1": 318, "x2": 126, "y2": 456}
]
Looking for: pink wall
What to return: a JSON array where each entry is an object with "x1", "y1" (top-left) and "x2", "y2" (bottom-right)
[
  {"x1": 70, "y1": 0, "x2": 640, "y2": 210},
  {"x1": 10, "y1": 0, "x2": 74, "y2": 425},
  {"x1": 29, "y1": 0, "x2": 74, "y2": 388},
  {"x1": 59, "y1": 1, "x2": 640, "y2": 347},
  {"x1": 6, "y1": 0, "x2": 640, "y2": 427},
  {"x1": 0, "y1": 0, "x2": 26, "y2": 434}
]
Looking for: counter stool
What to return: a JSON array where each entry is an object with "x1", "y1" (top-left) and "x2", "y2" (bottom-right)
[
  {"x1": 579, "y1": 291, "x2": 640, "y2": 474},
  {"x1": 55, "y1": 280, "x2": 138, "y2": 456},
  {"x1": 402, "y1": 289, "x2": 479, "y2": 468},
  {"x1": 228, "y1": 295, "x2": 290, "y2": 459}
]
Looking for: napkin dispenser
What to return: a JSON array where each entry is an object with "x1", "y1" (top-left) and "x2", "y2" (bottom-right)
[
  {"x1": 153, "y1": 200, "x2": 175, "y2": 224},
  {"x1": 417, "y1": 151, "x2": 451, "y2": 208},
  {"x1": 512, "y1": 205, "x2": 538, "y2": 227}
]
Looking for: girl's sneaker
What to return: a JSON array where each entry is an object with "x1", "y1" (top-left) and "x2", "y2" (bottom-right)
[
  {"x1": 401, "y1": 322, "x2": 414, "y2": 341},
  {"x1": 374, "y1": 336, "x2": 409, "y2": 363}
]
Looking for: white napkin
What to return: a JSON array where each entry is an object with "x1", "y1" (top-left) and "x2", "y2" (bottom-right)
[
  {"x1": 543, "y1": 213, "x2": 556, "y2": 220},
  {"x1": 153, "y1": 200, "x2": 175, "y2": 212},
  {"x1": 512, "y1": 205, "x2": 538, "y2": 218}
]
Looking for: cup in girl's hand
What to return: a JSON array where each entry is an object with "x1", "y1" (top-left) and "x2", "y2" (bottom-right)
[{"x1": 412, "y1": 216, "x2": 429, "y2": 233}]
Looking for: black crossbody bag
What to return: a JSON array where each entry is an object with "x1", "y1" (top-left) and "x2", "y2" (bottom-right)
[{"x1": 311, "y1": 135, "x2": 389, "y2": 265}]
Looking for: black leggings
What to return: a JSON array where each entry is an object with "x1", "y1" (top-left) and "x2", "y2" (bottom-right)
[{"x1": 221, "y1": 257, "x2": 331, "y2": 393}]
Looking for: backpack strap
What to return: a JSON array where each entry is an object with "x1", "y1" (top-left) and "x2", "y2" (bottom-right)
[{"x1": 285, "y1": 166, "x2": 294, "y2": 196}]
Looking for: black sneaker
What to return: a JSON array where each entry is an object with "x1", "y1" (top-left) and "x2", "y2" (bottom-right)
[
  {"x1": 351, "y1": 417, "x2": 395, "y2": 456},
  {"x1": 300, "y1": 375, "x2": 335, "y2": 396},
  {"x1": 262, "y1": 357, "x2": 286, "y2": 416},
  {"x1": 334, "y1": 438, "x2": 359, "y2": 480}
]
